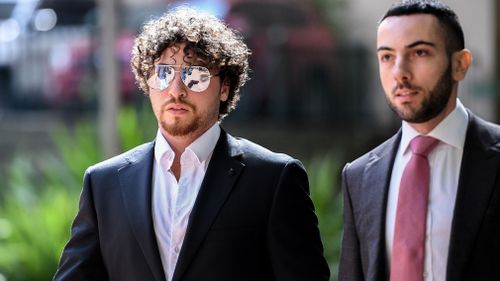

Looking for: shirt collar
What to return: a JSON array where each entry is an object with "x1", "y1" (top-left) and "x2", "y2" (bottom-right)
[
  {"x1": 154, "y1": 123, "x2": 221, "y2": 169},
  {"x1": 400, "y1": 99, "x2": 469, "y2": 155},
  {"x1": 186, "y1": 122, "x2": 221, "y2": 164}
]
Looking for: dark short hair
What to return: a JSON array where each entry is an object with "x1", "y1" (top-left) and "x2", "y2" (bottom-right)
[
  {"x1": 131, "y1": 7, "x2": 251, "y2": 120},
  {"x1": 380, "y1": 0, "x2": 465, "y2": 54}
]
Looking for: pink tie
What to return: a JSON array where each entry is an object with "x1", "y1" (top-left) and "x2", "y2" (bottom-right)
[{"x1": 390, "y1": 136, "x2": 439, "y2": 281}]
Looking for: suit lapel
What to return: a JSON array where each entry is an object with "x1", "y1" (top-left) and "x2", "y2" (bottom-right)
[
  {"x1": 118, "y1": 142, "x2": 166, "y2": 281},
  {"x1": 172, "y1": 132, "x2": 245, "y2": 281},
  {"x1": 446, "y1": 113, "x2": 500, "y2": 281},
  {"x1": 360, "y1": 132, "x2": 401, "y2": 281}
]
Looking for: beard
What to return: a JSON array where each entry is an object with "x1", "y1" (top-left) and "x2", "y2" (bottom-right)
[
  {"x1": 159, "y1": 97, "x2": 219, "y2": 137},
  {"x1": 387, "y1": 62, "x2": 453, "y2": 123},
  {"x1": 162, "y1": 115, "x2": 201, "y2": 137}
]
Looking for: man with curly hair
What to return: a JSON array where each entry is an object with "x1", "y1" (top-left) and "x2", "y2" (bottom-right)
[{"x1": 54, "y1": 7, "x2": 329, "y2": 281}]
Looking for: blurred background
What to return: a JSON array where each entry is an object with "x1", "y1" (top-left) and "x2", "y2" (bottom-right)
[{"x1": 0, "y1": 0, "x2": 498, "y2": 280}]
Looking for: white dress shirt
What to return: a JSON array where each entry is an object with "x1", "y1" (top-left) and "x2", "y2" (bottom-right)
[
  {"x1": 386, "y1": 99, "x2": 469, "y2": 281},
  {"x1": 152, "y1": 123, "x2": 220, "y2": 281}
]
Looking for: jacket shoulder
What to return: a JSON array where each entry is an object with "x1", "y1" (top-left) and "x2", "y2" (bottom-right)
[
  {"x1": 231, "y1": 136, "x2": 300, "y2": 167},
  {"x1": 467, "y1": 112, "x2": 500, "y2": 147},
  {"x1": 345, "y1": 131, "x2": 401, "y2": 174},
  {"x1": 87, "y1": 142, "x2": 154, "y2": 173}
]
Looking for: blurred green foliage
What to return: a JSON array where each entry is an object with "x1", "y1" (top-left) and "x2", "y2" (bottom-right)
[
  {"x1": 308, "y1": 153, "x2": 343, "y2": 280},
  {"x1": 0, "y1": 156, "x2": 79, "y2": 281},
  {"x1": 0, "y1": 106, "x2": 343, "y2": 281}
]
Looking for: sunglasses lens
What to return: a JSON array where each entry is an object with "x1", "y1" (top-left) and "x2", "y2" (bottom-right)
[
  {"x1": 182, "y1": 66, "x2": 211, "y2": 92},
  {"x1": 147, "y1": 65, "x2": 212, "y2": 92},
  {"x1": 147, "y1": 65, "x2": 175, "y2": 90}
]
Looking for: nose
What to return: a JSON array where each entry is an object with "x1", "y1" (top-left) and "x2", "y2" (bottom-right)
[
  {"x1": 166, "y1": 73, "x2": 187, "y2": 99},
  {"x1": 393, "y1": 57, "x2": 411, "y2": 83}
]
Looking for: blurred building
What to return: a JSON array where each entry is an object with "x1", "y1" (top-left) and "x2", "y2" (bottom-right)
[
  {"x1": 0, "y1": 0, "x2": 496, "y2": 133},
  {"x1": 0, "y1": 0, "x2": 140, "y2": 109},
  {"x1": 0, "y1": 0, "x2": 374, "y2": 128}
]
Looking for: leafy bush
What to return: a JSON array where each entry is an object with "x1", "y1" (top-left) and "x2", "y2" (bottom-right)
[
  {"x1": 0, "y1": 106, "x2": 343, "y2": 280},
  {"x1": 308, "y1": 153, "x2": 343, "y2": 281},
  {"x1": 0, "y1": 107, "x2": 154, "y2": 281},
  {"x1": 0, "y1": 155, "x2": 80, "y2": 281}
]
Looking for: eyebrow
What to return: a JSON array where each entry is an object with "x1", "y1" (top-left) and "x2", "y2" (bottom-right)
[
  {"x1": 377, "y1": 40, "x2": 436, "y2": 52},
  {"x1": 407, "y1": 40, "x2": 436, "y2": 48}
]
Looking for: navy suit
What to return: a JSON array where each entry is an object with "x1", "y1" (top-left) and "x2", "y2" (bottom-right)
[
  {"x1": 54, "y1": 130, "x2": 330, "y2": 281},
  {"x1": 339, "y1": 112, "x2": 500, "y2": 281}
]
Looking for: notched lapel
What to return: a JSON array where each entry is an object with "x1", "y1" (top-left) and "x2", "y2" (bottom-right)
[
  {"x1": 118, "y1": 142, "x2": 166, "y2": 281},
  {"x1": 172, "y1": 132, "x2": 245, "y2": 281},
  {"x1": 447, "y1": 114, "x2": 500, "y2": 281},
  {"x1": 359, "y1": 132, "x2": 400, "y2": 281}
]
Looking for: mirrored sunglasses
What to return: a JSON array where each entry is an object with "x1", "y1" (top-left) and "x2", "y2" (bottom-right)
[{"x1": 147, "y1": 64, "x2": 215, "y2": 92}]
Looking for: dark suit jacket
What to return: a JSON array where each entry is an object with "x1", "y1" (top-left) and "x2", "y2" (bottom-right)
[
  {"x1": 53, "y1": 130, "x2": 329, "y2": 281},
  {"x1": 339, "y1": 112, "x2": 500, "y2": 281}
]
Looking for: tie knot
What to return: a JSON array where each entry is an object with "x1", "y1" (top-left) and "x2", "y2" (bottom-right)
[{"x1": 410, "y1": 136, "x2": 439, "y2": 156}]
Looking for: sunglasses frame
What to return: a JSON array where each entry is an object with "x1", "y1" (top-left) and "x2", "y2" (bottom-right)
[{"x1": 147, "y1": 64, "x2": 217, "y2": 93}]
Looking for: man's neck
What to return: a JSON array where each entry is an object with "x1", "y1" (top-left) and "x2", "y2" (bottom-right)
[
  {"x1": 165, "y1": 135, "x2": 194, "y2": 156},
  {"x1": 159, "y1": 123, "x2": 217, "y2": 180}
]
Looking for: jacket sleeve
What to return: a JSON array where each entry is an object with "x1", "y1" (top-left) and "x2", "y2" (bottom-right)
[
  {"x1": 338, "y1": 163, "x2": 364, "y2": 281},
  {"x1": 53, "y1": 167, "x2": 108, "y2": 281},
  {"x1": 267, "y1": 159, "x2": 330, "y2": 281}
]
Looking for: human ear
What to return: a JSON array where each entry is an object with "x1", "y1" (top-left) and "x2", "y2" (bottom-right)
[
  {"x1": 452, "y1": 49, "x2": 472, "y2": 81},
  {"x1": 220, "y1": 79, "x2": 230, "y2": 102}
]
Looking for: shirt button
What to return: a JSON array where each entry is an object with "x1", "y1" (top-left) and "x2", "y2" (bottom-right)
[
  {"x1": 175, "y1": 246, "x2": 180, "y2": 253},
  {"x1": 423, "y1": 272, "x2": 428, "y2": 278}
]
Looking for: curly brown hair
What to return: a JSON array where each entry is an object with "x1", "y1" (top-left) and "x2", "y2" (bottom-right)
[{"x1": 131, "y1": 6, "x2": 251, "y2": 120}]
